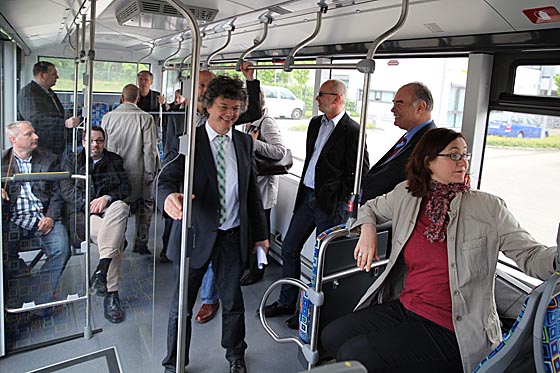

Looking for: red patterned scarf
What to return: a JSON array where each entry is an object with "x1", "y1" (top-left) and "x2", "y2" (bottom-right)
[{"x1": 424, "y1": 178, "x2": 470, "y2": 243}]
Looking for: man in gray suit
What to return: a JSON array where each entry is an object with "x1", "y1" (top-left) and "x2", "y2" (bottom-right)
[
  {"x1": 158, "y1": 75, "x2": 268, "y2": 373},
  {"x1": 103, "y1": 84, "x2": 159, "y2": 255}
]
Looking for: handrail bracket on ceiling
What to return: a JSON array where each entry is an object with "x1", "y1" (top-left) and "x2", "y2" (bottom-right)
[
  {"x1": 283, "y1": 1, "x2": 328, "y2": 72},
  {"x1": 235, "y1": 12, "x2": 273, "y2": 71}
]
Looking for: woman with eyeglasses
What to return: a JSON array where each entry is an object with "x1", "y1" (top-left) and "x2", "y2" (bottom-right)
[{"x1": 321, "y1": 128, "x2": 557, "y2": 373}]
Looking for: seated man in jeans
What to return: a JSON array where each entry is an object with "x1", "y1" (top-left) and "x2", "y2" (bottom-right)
[
  {"x1": 2, "y1": 121, "x2": 70, "y2": 314},
  {"x1": 61, "y1": 126, "x2": 130, "y2": 323}
]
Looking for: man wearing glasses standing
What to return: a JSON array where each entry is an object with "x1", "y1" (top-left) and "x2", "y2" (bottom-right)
[{"x1": 262, "y1": 79, "x2": 369, "y2": 329}]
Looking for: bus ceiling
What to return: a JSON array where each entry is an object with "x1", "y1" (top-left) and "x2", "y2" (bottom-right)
[{"x1": 1, "y1": 0, "x2": 560, "y2": 61}]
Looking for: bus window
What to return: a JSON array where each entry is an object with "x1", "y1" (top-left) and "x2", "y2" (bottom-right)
[
  {"x1": 514, "y1": 65, "x2": 560, "y2": 98},
  {"x1": 481, "y1": 110, "x2": 560, "y2": 246}
]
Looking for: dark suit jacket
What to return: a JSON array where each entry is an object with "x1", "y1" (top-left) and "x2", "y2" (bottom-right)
[
  {"x1": 1, "y1": 148, "x2": 64, "y2": 222},
  {"x1": 157, "y1": 125, "x2": 268, "y2": 269},
  {"x1": 137, "y1": 89, "x2": 161, "y2": 113},
  {"x1": 163, "y1": 80, "x2": 262, "y2": 165},
  {"x1": 361, "y1": 121, "x2": 436, "y2": 202},
  {"x1": 60, "y1": 149, "x2": 130, "y2": 214},
  {"x1": 296, "y1": 113, "x2": 370, "y2": 216},
  {"x1": 17, "y1": 81, "x2": 68, "y2": 155}
]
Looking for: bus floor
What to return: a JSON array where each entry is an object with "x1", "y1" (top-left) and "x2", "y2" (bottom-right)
[{"x1": 0, "y1": 214, "x2": 306, "y2": 373}]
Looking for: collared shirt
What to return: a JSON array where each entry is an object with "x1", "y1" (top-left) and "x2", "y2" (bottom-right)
[
  {"x1": 382, "y1": 119, "x2": 433, "y2": 165},
  {"x1": 404, "y1": 119, "x2": 433, "y2": 143},
  {"x1": 303, "y1": 111, "x2": 346, "y2": 189},
  {"x1": 10, "y1": 153, "x2": 45, "y2": 230},
  {"x1": 205, "y1": 122, "x2": 239, "y2": 230},
  {"x1": 196, "y1": 111, "x2": 207, "y2": 127}
]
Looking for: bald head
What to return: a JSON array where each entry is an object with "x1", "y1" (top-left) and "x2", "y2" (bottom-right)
[
  {"x1": 122, "y1": 84, "x2": 140, "y2": 103},
  {"x1": 316, "y1": 79, "x2": 347, "y2": 118}
]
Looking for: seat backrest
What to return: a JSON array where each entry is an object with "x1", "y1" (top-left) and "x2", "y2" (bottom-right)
[
  {"x1": 533, "y1": 274, "x2": 560, "y2": 373},
  {"x1": 91, "y1": 102, "x2": 109, "y2": 126},
  {"x1": 111, "y1": 102, "x2": 120, "y2": 111},
  {"x1": 474, "y1": 286, "x2": 544, "y2": 373},
  {"x1": 298, "y1": 223, "x2": 391, "y2": 346}
]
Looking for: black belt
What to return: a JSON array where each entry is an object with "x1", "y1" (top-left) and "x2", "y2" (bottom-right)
[{"x1": 218, "y1": 226, "x2": 240, "y2": 236}]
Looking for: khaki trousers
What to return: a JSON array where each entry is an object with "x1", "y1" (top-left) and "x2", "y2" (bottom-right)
[{"x1": 90, "y1": 200, "x2": 130, "y2": 292}]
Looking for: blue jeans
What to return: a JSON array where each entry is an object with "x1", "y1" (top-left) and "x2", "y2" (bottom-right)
[
  {"x1": 278, "y1": 187, "x2": 345, "y2": 310},
  {"x1": 200, "y1": 262, "x2": 219, "y2": 304},
  {"x1": 4, "y1": 220, "x2": 71, "y2": 306}
]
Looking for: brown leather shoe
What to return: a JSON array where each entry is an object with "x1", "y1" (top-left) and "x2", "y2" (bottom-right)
[{"x1": 195, "y1": 303, "x2": 219, "y2": 323}]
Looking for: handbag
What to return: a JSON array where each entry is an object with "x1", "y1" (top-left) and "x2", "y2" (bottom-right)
[
  {"x1": 255, "y1": 149, "x2": 293, "y2": 176},
  {"x1": 249, "y1": 116, "x2": 293, "y2": 176}
]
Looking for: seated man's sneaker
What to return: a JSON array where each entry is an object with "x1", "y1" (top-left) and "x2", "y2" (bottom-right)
[{"x1": 104, "y1": 291, "x2": 124, "y2": 323}]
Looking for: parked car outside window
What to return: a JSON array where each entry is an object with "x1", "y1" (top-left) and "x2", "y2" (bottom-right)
[
  {"x1": 487, "y1": 112, "x2": 549, "y2": 139},
  {"x1": 262, "y1": 85, "x2": 306, "y2": 120}
]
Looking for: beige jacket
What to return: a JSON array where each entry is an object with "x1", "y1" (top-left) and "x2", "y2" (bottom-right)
[
  {"x1": 102, "y1": 102, "x2": 159, "y2": 202},
  {"x1": 353, "y1": 181, "x2": 556, "y2": 372}
]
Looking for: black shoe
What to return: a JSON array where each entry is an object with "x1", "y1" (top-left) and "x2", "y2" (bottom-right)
[
  {"x1": 122, "y1": 239, "x2": 128, "y2": 252},
  {"x1": 239, "y1": 272, "x2": 263, "y2": 286},
  {"x1": 229, "y1": 359, "x2": 247, "y2": 373},
  {"x1": 90, "y1": 269, "x2": 108, "y2": 296},
  {"x1": 104, "y1": 292, "x2": 124, "y2": 323},
  {"x1": 133, "y1": 245, "x2": 152, "y2": 255},
  {"x1": 285, "y1": 313, "x2": 300, "y2": 330},
  {"x1": 160, "y1": 251, "x2": 171, "y2": 263},
  {"x1": 259, "y1": 301, "x2": 294, "y2": 318}
]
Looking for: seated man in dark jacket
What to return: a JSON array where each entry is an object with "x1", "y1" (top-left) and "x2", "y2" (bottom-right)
[{"x1": 61, "y1": 126, "x2": 130, "y2": 323}]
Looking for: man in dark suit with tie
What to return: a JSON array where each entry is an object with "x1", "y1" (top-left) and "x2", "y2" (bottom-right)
[
  {"x1": 158, "y1": 75, "x2": 269, "y2": 373},
  {"x1": 263, "y1": 79, "x2": 369, "y2": 328},
  {"x1": 361, "y1": 82, "x2": 436, "y2": 202},
  {"x1": 17, "y1": 61, "x2": 80, "y2": 156}
]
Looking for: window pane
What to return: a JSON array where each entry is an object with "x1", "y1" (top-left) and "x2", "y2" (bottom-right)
[
  {"x1": 39, "y1": 56, "x2": 149, "y2": 93},
  {"x1": 481, "y1": 110, "x2": 560, "y2": 245},
  {"x1": 514, "y1": 65, "x2": 560, "y2": 98}
]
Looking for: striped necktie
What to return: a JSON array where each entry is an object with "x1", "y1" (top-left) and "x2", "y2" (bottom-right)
[{"x1": 215, "y1": 135, "x2": 227, "y2": 225}]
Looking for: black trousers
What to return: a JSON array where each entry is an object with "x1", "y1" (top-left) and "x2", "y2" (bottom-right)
[
  {"x1": 162, "y1": 227, "x2": 246, "y2": 371},
  {"x1": 321, "y1": 300, "x2": 463, "y2": 373},
  {"x1": 246, "y1": 208, "x2": 271, "y2": 276}
]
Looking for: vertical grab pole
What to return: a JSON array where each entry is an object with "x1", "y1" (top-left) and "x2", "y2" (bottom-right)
[
  {"x1": 163, "y1": 2, "x2": 201, "y2": 372},
  {"x1": 83, "y1": 0, "x2": 97, "y2": 340},
  {"x1": 72, "y1": 24, "x2": 81, "y2": 154},
  {"x1": 348, "y1": 0, "x2": 410, "y2": 226}
]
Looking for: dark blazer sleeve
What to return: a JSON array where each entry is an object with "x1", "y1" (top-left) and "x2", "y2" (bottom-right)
[
  {"x1": 235, "y1": 79, "x2": 262, "y2": 125},
  {"x1": 35, "y1": 151, "x2": 65, "y2": 220},
  {"x1": 60, "y1": 153, "x2": 85, "y2": 213}
]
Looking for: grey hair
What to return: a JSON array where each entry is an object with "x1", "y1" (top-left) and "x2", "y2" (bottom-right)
[
  {"x1": 6, "y1": 121, "x2": 31, "y2": 138},
  {"x1": 405, "y1": 82, "x2": 434, "y2": 112}
]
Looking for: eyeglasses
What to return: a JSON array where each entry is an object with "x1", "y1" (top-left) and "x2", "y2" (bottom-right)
[
  {"x1": 86, "y1": 139, "x2": 105, "y2": 144},
  {"x1": 437, "y1": 153, "x2": 472, "y2": 161},
  {"x1": 317, "y1": 92, "x2": 339, "y2": 97}
]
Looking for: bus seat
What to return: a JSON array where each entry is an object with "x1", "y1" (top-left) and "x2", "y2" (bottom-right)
[
  {"x1": 537, "y1": 295, "x2": 560, "y2": 373},
  {"x1": 111, "y1": 102, "x2": 120, "y2": 111},
  {"x1": 298, "y1": 222, "x2": 392, "y2": 364},
  {"x1": 62, "y1": 102, "x2": 83, "y2": 123},
  {"x1": 91, "y1": 102, "x2": 109, "y2": 126},
  {"x1": 474, "y1": 288, "x2": 544, "y2": 373}
]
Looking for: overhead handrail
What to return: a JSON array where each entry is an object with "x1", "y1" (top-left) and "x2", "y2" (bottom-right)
[
  {"x1": 163, "y1": 2, "x2": 201, "y2": 372},
  {"x1": 283, "y1": 2, "x2": 328, "y2": 72},
  {"x1": 137, "y1": 43, "x2": 155, "y2": 73},
  {"x1": 235, "y1": 12, "x2": 273, "y2": 71},
  {"x1": 205, "y1": 26, "x2": 234, "y2": 68},
  {"x1": 347, "y1": 0, "x2": 409, "y2": 226}
]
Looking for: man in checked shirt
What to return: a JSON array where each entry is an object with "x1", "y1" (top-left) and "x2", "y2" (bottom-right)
[{"x1": 1, "y1": 121, "x2": 70, "y2": 314}]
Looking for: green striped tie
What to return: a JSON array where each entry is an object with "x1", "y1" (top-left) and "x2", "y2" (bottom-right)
[{"x1": 216, "y1": 135, "x2": 227, "y2": 225}]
